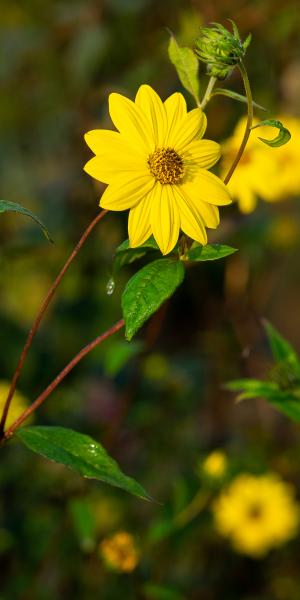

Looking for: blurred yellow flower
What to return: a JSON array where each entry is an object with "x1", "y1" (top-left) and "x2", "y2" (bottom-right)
[
  {"x1": 0, "y1": 381, "x2": 31, "y2": 429},
  {"x1": 221, "y1": 116, "x2": 300, "y2": 213},
  {"x1": 202, "y1": 450, "x2": 228, "y2": 478},
  {"x1": 84, "y1": 84, "x2": 231, "y2": 255},
  {"x1": 99, "y1": 531, "x2": 139, "y2": 573},
  {"x1": 213, "y1": 473, "x2": 299, "y2": 558}
]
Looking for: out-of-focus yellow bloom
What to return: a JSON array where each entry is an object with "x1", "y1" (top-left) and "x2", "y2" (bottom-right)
[
  {"x1": 84, "y1": 84, "x2": 231, "y2": 255},
  {"x1": 0, "y1": 381, "x2": 31, "y2": 428},
  {"x1": 142, "y1": 353, "x2": 170, "y2": 382},
  {"x1": 221, "y1": 116, "x2": 300, "y2": 213},
  {"x1": 213, "y1": 473, "x2": 299, "y2": 558},
  {"x1": 202, "y1": 450, "x2": 228, "y2": 478},
  {"x1": 99, "y1": 531, "x2": 139, "y2": 573}
]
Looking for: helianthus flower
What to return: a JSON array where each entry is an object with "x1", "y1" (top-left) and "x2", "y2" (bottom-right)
[
  {"x1": 202, "y1": 450, "x2": 228, "y2": 479},
  {"x1": 84, "y1": 85, "x2": 231, "y2": 255},
  {"x1": 99, "y1": 531, "x2": 139, "y2": 572},
  {"x1": 221, "y1": 118, "x2": 279, "y2": 213},
  {"x1": 221, "y1": 115, "x2": 300, "y2": 213},
  {"x1": 213, "y1": 473, "x2": 299, "y2": 558},
  {"x1": 0, "y1": 381, "x2": 31, "y2": 428}
]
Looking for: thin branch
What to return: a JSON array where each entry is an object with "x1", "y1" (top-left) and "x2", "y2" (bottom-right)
[
  {"x1": 0, "y1": 209, "x2": 108, "y2": 435},
  {"x1": 3, "y1": 319, "x2": 125, "y2": 441}
]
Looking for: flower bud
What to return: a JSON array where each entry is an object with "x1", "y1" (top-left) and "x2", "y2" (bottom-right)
[{"x1": 194, "y1": 21, "x2": 251, "y2": 80}]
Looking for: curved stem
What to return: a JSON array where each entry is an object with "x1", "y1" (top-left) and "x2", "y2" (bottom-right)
[
  {"x1": 223, "y1": 60, "x2": 253, "y2": 184},
  {"x1": 200, "y1": 76, "x2": 217, "y2": 109},
  {"x1": 0, "y1": 209, "x2": 108, "y2": 435},
  {"x1": 3, "y1": 319, "x2": 125, "y2": 441}
]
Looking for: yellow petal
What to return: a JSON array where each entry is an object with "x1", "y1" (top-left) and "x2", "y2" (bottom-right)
[
  {"x1": 109, "y1": 92, "x2": 155, "y2": 153},
  {"x1": 84, "y1": 153, "x2": 147, "y2": 185},
  {"x1": 183, "y1": 139, "x2": 221, "y2": 170},
  {"x1": 135, "y1": 85, "x2": 167, "y2": 146},
  {"x1": 151, "y1": 184, "x2": 180, "y2": 255},
  {"x1": 84, "y1": 129, "x2": 145, "y2": 160},
  {"x1": 128, "y1": 194, "x2": 152, "y2": 247},
  {"x1": 164, "y1": 93, "x2": 187, "y2": 145},
  {"x1": 99, "y1": 173, "x2": 154, "y2": 211},
  {"x1": 170, "y1": 108, "x2": 207, "y2": 152},
  {"x1": 182, "y1": 169, "x2": 232, "y2": 206},
  {"x1": 174, "y1": 186, "x2": 207, "y2": 245},
  {"x1": 196, "y1": 202, "x2": 220, "y2": 228},
  {"x1": 230, "y1": 183, "x2": 257, "y2": 214}
]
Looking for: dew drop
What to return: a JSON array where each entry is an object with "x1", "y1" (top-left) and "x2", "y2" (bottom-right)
[{"x1": 106, "y1": 277, "x2": 115, "y2": 295}]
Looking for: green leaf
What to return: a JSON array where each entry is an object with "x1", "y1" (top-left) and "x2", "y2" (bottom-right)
[
  {"x1": 226, "y1": 378, "x2": 300, "y2": 422},
  {"x1": 16, "y1": 426, "x2": 151, "y2": 500},
  {"x1": 225, "y1": 378, "x2": 281, "y2": 401},
  {"x1": 168, "y1": 36, "x2": 200, "y2": 104},
  {"x1": 122, "y1": 258, "x2": 185, "y2": 340},
  {"x1": 264, "y1": 321, "x2": 300, "y2": 365},
  {"x1": 187, "y1": 243, "x2": 237, "y2": 261},
  {"x1": 102, "y1": 340, "x2": 143, "y2": 376},
  {"x1": 251, "y1": 119, "x2": 291, "y2": 147},
  {"x1": 69, "y1": 498, "x2": 97, "y2": 552},
  {"x1": 143, "y1": 583, "x2": 184, "y2": 600},
  {"x1": 114, "y1": 237, "x2": 159, "y2": 273},
  {"x1": 211, "y1": 88, "x2": 267, "y2": 111},
  {"x1": 0, "y1": 200, "x2": 52, "y2": 242},
  {"x1": 268, "y1": 396, "x2": 300, "y2": 422}
]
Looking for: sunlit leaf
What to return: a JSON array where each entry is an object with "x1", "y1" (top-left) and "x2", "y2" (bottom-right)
[
  {"x1": 251, "y1": 119, "x2": 291, "y2": 147},
  {"x1": 187, "y1": 243, "x2": 237, "y2": 261},
  {"x1": 0, "y1": 200, "x2": 52, "y2": 242},
  {"x1": 122, "y1": 259, "x2": 185, "y2": 340},
  {"x1": 16, "y1": 426, "x2": 151, "y2": 500},
  {"x1": 168, "y1": 36, "x2": 200, "y2": 104}
]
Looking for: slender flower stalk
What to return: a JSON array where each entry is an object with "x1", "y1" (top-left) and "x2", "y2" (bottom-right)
[
  {"x1": 2, "y1": 319, "x2": 125, "y2": 441},
  {"x1": 223, "y1": 61, "x2": 253, "y2": 184},
  {"x1": 200, "y1": 76, "x2": 217, "y2": 110},
  {"x1": 0, "y1": 209, "x2": 108, "y2": 436}
]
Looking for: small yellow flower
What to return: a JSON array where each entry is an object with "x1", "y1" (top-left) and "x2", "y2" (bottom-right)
[
  {"x1": 213, "y1": 473, "x2": 299, "y2": 558},
  {"x1": 221, "y1": 115, "x2": 300, "y2": 213},
  {"x1": 99, "y1": 531, "x2": 139, "y2": 573},
  {"x1": 84, "y1": 85, "x2": 231, "y2": 255},
  {"x1": 202, "y1": 450, "x2": 228, "y2": 478},
  {"x1": 0, "y1": 381, "x2": 31, "y2": 429}
]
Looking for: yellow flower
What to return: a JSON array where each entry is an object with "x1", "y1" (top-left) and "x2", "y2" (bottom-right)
[
  {"x1": 213, "y1": 473, "x2": 299, "y2": 558},
  {"x1": 221, "y1": 115, "x2": 300, "y2": 213},
  {"x1": 0, "y1": 381, "x2": 31, "y2": 428},
  {"x1": 99, "y1": 531, "x2": 139, "y2": 573},
  {"x1": 84, "y1": 85, "x2": 231, "y2": 255},
  {"x1": 202, "y1": 450, "x2": 228, "y2": 478}
]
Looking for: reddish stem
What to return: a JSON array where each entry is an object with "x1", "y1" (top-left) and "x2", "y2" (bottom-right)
[
  {"x1": 3, "y1": 319, "x2": 125, "y2": 441},
  {"x1": 0, "y1": 209, "x2": 108, "y2": 435}
]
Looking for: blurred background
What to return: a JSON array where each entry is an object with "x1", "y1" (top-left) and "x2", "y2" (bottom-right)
[{"x1": 1, "y1": 0, "x2": 300, "y2": 598}]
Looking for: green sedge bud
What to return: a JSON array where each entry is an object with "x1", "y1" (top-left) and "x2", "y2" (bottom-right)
[{"x1": 194, "y1": 21, "x2": 251, "y2": 80}]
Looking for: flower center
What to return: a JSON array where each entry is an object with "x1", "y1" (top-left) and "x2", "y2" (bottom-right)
[
  {"x1": 247, "y1": 503, "x2": 263, "y2": 520},
  {"x1": 148, "y1": 147, "x2": 184, "y2": 184}
]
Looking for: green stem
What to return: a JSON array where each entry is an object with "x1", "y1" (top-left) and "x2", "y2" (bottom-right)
[
  {"x1": 174, "y1": 490, "x2": 210, "y2": 528},
  {"x1": 223, "y1": 60, "x2": 253, "y2": 184},
  {"x1": 200, "y1": 76, "x2": 217, "y2": 109}
]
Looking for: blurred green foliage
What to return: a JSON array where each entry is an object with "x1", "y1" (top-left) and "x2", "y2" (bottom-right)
[{"x1": 2, "y1": 0, "x2": 300, "y2": 598}]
